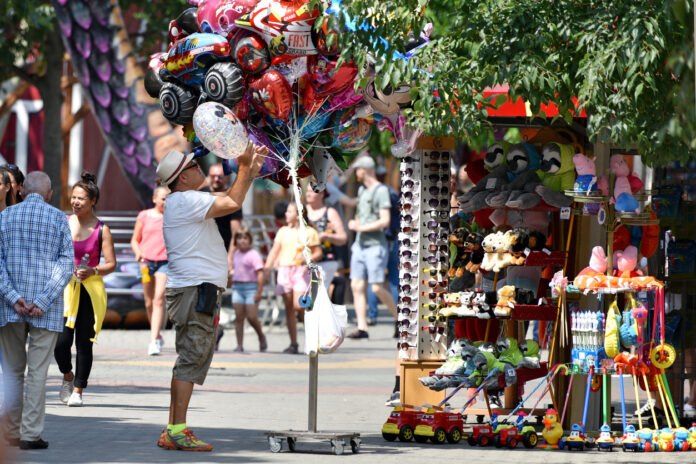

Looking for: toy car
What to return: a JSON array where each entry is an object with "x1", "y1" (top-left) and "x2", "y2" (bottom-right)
[
  {"x1": 637, "y1": 427, "x2": 657, "y2": 452},
  {"x1": 596, "y1": 423, "x2": 614, "y2": 451},
  {"x1": 413, "y1": 408, "x2": 463, "y2": 444},
  {"x1": 621, "y1": 424, "x2": 640, "y2": 452},
  {"x1": 152, "y1": 33, "x2": 244, "y2": 125},
  {"x1": 381, "y1": 405, "x2": 422, "y2": 442},
  {"x1": 467, "y1": 424, "x2": 495, "y2": 447},
  {"x1": 492, "y1": 424, "x2": 538, "y2": 449},
  {"x1": 673, "y1": 427, "x2": 690, "y2": 451},
  {"x1": 559, "y1": 423, "x2": 590, "y2": 451}
]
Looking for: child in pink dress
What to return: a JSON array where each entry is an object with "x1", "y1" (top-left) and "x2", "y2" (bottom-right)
[{"x1": 230, "y1": 227, "x2": 266, "y2": 352}]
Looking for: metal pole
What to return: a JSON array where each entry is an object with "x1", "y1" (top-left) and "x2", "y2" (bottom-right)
[
  {"x1": 694, "y1": 0, "x2": 696, "y2": 108},
  {"x1": 308, "y1": 354, "x2": 319, "y2": 432}
]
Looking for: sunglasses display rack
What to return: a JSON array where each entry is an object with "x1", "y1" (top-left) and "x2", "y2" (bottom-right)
[{"x1": 397, "y1": 146, "x2": 452, "y2": 361}]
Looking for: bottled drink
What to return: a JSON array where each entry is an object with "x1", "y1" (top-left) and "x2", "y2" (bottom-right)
[
  {"x1": 323, "y1": 223, "x2": 334, "y2": 249},
  {"x1": 76, "y1": 253, "x2": 90, "y2": 283},
  {"x1": 140, "y1": 260, "x2": 151, "y2": 283}
]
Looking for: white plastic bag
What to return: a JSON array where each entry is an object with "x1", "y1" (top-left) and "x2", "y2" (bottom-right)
[{"x1": 304, "y1": 283, "x2": 347, "y2": 355}]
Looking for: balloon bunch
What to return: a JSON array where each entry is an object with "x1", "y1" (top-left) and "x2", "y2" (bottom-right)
[{"x1": 144, "y1": 0, "x2": 432, "y2": 188}]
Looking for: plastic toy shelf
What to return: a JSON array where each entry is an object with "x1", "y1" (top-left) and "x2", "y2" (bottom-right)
[
  {"x1": 523, "y1": 250, "x2": 566, "y2": 267},
  {"x1": 563, "y1": 190, "x2": 608, "y2": 204},
  {"x1": 616, "y1": 211, "x2": 659, "y2": 226}
]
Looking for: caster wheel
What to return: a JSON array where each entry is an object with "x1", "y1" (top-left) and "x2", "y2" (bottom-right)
[
  {"x1": 350, "y1": 438, "x2": 361, "y2": 454},
  {"x1": 268, "y1": 437, "x2": 281, "y2": 453},
  {"x1": 287, "y1": 437, "x2": 296, "y2": 452},
  {"x1": 331, "y1": 439, "x2": 344, "y2": 455}
]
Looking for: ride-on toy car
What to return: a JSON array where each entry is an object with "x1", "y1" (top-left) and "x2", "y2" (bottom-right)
[
  {"x1": 413, "y1": 407, "x2": 463, "y2": 444},
  {"x1": 559, "y1": 423, "x2": 591, "y2": 451},
  {"x1": 382, "y1": 404, "x2": 422, "y2": 442}
]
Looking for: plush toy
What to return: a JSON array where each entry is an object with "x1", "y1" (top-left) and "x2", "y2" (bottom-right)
[
  {"x1": 458, "y1": 145, "x2": 510, "y2": 213},
  {"x1": 463, "y1": 232, "x2": 485, "y2": 272},
  {"x1": 515, "y1": 288, "x2": 536, "y2": 305},
  {"x1": 614, "y1": 245, "x2": 643, "y2": 278},
  {"x1": 598, "y1": 154, "x2": 644, "y2": 196},
  {"x1": 486, "y1": 143, "x2": 543, "y2": 209},
  {"x1": 441, "y1": 293, "x2": 461, "y2": 317},
  {"x1": 534, "y1": 142, "x2": 574, "y2": 208},
  {"x1": 467, "y1": 350, "x2": 504, "y2": 389},
  {"x1": 505, "y1": 228, "x2": 530, "y2": 265},
  {"x1": 448, "y1": 227, "x2": 469, "y2": 278},
  {"x1": 571, "y1": 152, "x2": 598, "y2": 193},
  {"x1": 480, "y1": 232, "x2": 502, "y2": 272},
  {"x1": 457, "y1": 291, "x2": 476, "y2": 317},
  {"x1": 494, "y1": 285, "x2": 516, "y2": 317},
  {"x1": 527, "y1": 230, "x2": 546, "y2": 251},
  {"x1": 613, "y1": 176, "x2": 640, "y2": 213},
  {"x1": 473, "y1": 290, "x2": 495, "y2": 319},
  {"x1": 518, "y1": 339, "x2": 541, "y2": 368},
  {"x1": 496, "y1": 336, "x2": 523, "y2": 367},
  {"x1": 577, "y1": 246, "x2": 607, "y2": 277}
]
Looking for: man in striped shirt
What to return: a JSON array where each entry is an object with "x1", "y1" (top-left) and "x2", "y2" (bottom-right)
[{"x1": 0, "y1": 172, "x2": 74, "y2": 450}]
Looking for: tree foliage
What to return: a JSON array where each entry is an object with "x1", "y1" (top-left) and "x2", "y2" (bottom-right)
[{"x1": 336, "y1": 0, "x2": 696, "y2": 165}]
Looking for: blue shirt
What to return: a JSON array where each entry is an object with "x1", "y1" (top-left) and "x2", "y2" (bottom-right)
[{"x1": 0, "y1": 193, "x2": 74, "y2": 332}]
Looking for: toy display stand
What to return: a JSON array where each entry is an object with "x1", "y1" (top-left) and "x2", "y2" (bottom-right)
[{"x1": 266, "y1": 267, "x2": 361, "y2": 455}]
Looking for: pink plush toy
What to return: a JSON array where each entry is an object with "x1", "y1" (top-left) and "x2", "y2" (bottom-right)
[
  {"x1": 577, "y1": 246, "x2": 607, "y2": 277},
  {"x1": 597, "y1": 154, "x2": 644, "y2": 195},
  {"x1": 613, "y1": 246, "x2": 643, "y2": 278},
  {"x1": 572, "y1": 153, "x2": 598, "y2": 193}
]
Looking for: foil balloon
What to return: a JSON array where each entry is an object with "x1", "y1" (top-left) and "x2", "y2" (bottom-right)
[
  {"x1": 329, "y1": 86, "x2": 363, "y2": 111},
  {"x1": 192, "y1": 101, "x2": 249, "y2": 159},
  {"x1": 233, "y1": 31, "x2": 270, "y2": 75},
  {"x1": 271, "y1": 56, "x2": 307, "y2": 86},
  {"x1": 234, "y1": 0, "x2": 319, "y2": 64},
  {"x1": 308, "y1": 56, "x2": 358, "y2": 97},
  {"x1": 248, "y1": 70, "x2": 293, "y2": 121},
  {"x1": 227, "y1": 122, "x2": 280, "y2": 177},
  {"x1": 330, "y1": 106, "x2": 373, "y2": 154},
  {"x1": 198, "y1": 0, "x2": 259, "y2": 36}
]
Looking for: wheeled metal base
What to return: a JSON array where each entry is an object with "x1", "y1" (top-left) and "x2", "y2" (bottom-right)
[{"x1": 265, "y1": 431, "x2": 361, "y2": 455}]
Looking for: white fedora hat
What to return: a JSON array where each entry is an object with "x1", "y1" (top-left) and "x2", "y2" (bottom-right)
[{"x1": 156, "y1": 150, "x2": 195, "y2": 185}]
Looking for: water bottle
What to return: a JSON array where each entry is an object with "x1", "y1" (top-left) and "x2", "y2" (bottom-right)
[
  {"x1": 76, "y1": 253, "x2": 90, "y2": 283},
  {"x1": 140, "y1": 260, "x2": 151, "y2": 283}
]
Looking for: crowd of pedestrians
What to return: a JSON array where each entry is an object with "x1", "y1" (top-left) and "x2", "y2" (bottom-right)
[{"x1": 0, "y1": 146, "x2": 404, "y2": 451}]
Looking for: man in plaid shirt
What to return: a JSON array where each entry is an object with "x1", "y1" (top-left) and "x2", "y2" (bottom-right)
[{"x1": 0, "y1": 172, "x2": 74, "y2": 450}]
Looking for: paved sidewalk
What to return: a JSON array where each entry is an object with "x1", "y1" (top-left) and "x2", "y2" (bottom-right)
[{"x1": 4, "y1": 320, "x2": 695, "y2": 463}]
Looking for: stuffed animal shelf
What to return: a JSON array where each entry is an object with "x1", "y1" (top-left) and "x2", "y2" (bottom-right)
[{"x1": 534, "y1": 142, "x2": 575, "y2": 208}]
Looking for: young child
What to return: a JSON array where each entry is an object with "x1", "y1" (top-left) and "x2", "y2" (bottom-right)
[
  {"x1": 264, "y1": 202, "x2": 322, "y2": 354},
  {"x1": 231, "y1": 227, "x2": 267, "y2": 353}
]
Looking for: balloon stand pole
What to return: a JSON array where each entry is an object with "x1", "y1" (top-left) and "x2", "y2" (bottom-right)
[{"x1": 265, "y1": 179, "x2": 360, "y2": 455}]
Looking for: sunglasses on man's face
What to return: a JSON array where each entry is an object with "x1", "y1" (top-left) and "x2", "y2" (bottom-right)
[{"x1": 182, "y1": 161, "x2": 199, "y2": 172}]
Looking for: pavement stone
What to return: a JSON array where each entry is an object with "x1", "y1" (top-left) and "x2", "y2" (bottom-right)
[{"x1": 3, "y1": 319, "x2": 695, "y2": 463}]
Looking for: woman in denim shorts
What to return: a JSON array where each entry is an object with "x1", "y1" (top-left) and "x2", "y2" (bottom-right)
[{"x1": 230, "y1": 227, "x2": 267, "y2": 352}]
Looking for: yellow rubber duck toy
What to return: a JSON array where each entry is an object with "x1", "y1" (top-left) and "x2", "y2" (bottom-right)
[{"x1": 541, "y1": 408, "x2": 564, "y2": 448}]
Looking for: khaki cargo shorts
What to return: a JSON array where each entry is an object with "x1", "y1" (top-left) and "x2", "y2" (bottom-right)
[{"x1": 165, "y1": 285, "x2": 221, "y2": 385}]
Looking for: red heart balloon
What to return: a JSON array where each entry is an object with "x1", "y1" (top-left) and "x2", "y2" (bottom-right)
[
  {"x1": 248, "y1": 70, "x2": 292, "y2": 121},
  {"x1": 309, "y1": 56, "x2": 357, "y2": 98},
  {"x1": 297, "y1": 73, "x2": 326, "y2": 115}
]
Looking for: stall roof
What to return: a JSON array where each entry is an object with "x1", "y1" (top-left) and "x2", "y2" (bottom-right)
[{"x1": 482, "y1": 84, "x2": 587, "y2": 118}]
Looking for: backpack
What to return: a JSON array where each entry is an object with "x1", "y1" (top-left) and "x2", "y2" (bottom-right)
[{"x1": 377, "y1": 185, "x2": 400, "y2": 241}]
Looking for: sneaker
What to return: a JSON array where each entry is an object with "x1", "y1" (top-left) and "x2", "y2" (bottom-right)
[
  {"x1": 385, "y1": 391, "x2": 400, "y2": 407},
  {"x1": 67, "y1": 392, "x2": 83, "y2": 407},
  {"x1": 167, "y1": 428, "x2": 212, "y2": 451},
  {"x1": 634, "y1": 398, "x2": 655, "y2": 417},
  {"x1": 347, "y1": 329, "x2": 369, "y2": 339},
  {"x1": 259, "y1": 335, "x2": 268, "y2": 352},
  {"x1": 59, "y1": 378, "x2": 74, "y2": 404},
  {"x1": 157, "y1": 429, "x2": 177, "y2": 450},
  {"x1": 148, "y1": 340, "x2": 161, "y2": 356},
  {"x1": 19, "y1": 438, "x2": 49, "y2": 450},
  {"x1": 156, "y1": 335, "x2": 164, "y2": 349},
  {"x1": 684, "y1": 403, "x2": 696, "y2": 418}
]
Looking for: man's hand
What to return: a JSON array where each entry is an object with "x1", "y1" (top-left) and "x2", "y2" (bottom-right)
[
  {"x1": 27, "y1": 303, "x2": 44, "y2": 317},
  {"x1": 237, "y1": 142, "x2": 268, "y2": 178},
  {"x1": 13, "y1": 298, "x2": 29, "y2": 316},
  {"x1": 347, "y1": 219, "x2": 361, "y2": 232}
]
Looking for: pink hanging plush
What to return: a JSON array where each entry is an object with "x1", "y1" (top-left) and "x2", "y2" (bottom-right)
[
  {"x1": 577, "y1": 246, "x2": 607, "y2": 277},
  {"x1": 613, "y1": 246, "x2": 643, "y2": 278}
]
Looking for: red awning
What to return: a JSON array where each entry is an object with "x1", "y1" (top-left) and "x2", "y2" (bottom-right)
[{"x1": 482, "y1": 84, "x2": 587, "y2": 118}]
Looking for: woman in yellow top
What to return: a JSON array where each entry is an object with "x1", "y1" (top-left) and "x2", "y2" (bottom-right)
[
  {"x1": 54, "y1": 172, "x2": 116, "y2": 407},
  {"x1": 264, "y1": 202, "x2": 322, "y2": 354}
]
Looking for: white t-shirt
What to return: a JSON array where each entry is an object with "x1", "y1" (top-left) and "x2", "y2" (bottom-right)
[{"x1": 163, "y1": 190, "x2": 227, "y2": 289}]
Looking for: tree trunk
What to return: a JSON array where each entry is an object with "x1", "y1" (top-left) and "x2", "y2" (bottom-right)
[{"x1": 36, "y1": 23, "x2": 64, "y2": 208}]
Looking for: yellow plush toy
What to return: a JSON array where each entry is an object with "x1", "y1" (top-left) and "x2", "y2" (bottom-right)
[{"x1": 494, "y1": 285, "x2": 517, "y2": 317}]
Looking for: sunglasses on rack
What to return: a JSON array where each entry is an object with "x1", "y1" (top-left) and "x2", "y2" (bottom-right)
[
  {"x1": 427, "y1": 198, "x2": 450, "y2": 208},
  {"x1": 401, "y1": 156, "x2": 417, "y2": 164},
  {"x1": 399, "y1": 306, "x2": 416, "y2": 316},
  {"x1": 402, "y1": 202, "x2": 416, "y2": 212},
  {"x1": 424, "y1": 279, "x2": 449, "y2": 289},
  {"x1": 398, "y1": 295, "x2": 413, "y2": 304},
  {"x1": 400, "y1": 237, "x2": 415, "y2": 247},
  {"x1": 400, "y1": 272, "x2": 415, "y2": 282},
  {"x1": 425, "y1": 233, "x2": 448, "y2": 242},
  {"x1": 403, "y1": 191, "x2": 419, "y2": 202},
  {"x1": 402, "y1": 167, "x2": 415, "y2": 177},
  {"x1": 399, "y1": 252, "x2": 415, "y2": 264},
  {"x1": 424, "y1": 210, "x2": 450, "y2": 219},
  {"x1": 423, "y1": 268, "x2": 447, "y2": 276},
  {"x1": 423, "y1": 325, "x2": 446, "y2": 335},
  {"x1": 425, "y1": 244, "x2": 449, "y2": 253},
  {"x1": 422, "y1": 303, "x2": 444, "y2": 311},
  {"x1": 400, "y1": 250, "x2": 417, "y2": 260},
  {"x1": 398, "y1": 342, "x2": 416, "y2": 350},
  {"x1": 423, "y1": 163, "x2": 448, "y2": 171},
  {"x1": 427, "y1": 174, "x2": 448, "y2": 183},
  {"x1": 423, "y1": 255, "x2": 448, "y2": 264},
  {"x1": 402, "y1": 179, "x2": 417, "y2": 189},
  {"x1": 422, "y1": 291, "x2": 446, "y2": 300},
  {"x1": 423, "y1": 314, "x2": 446, "y2": 323},
  {"x1": 399, "y1": 283, "x2": 416, "y2": 293},
  {"x1": 425, "y1": 151, "x2": 449, "y2": 160},
  {"x1": 398, "y1": 319, "x2": 414, "y2": 328},
  {"x1": 427, "y1": 186, "x2": 449, "y2": 196},
  {"x1": 424, "y1": 220, "x2": 449, "y2": 230}
]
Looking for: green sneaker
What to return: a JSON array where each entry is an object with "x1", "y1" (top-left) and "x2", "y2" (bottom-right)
[
  {"x1": 157, "y1": 429, "x2": 177, "y2": 450},
  {"x1": 167, "y1": 428, "x2": 213, "y2": 451}
]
